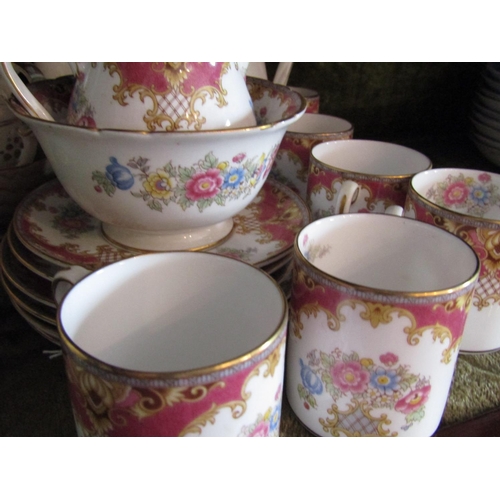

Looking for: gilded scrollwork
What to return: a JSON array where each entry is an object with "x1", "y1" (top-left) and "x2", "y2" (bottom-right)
[
  {"x1": 179, "y1": 339, "x2": 285, "y2": 436},
  {"x1": 104, "y1": 62, "x2": 231, "y2": 131},
  {"x1": 320, "y1": 399, "x2": 395, "y2": 437},
  {"x1": 293, "y1": 298, "x2": 458, "y2": 363}
]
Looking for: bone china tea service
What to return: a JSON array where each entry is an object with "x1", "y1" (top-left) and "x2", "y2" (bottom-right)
[
  {"x1": 405, "y1": 168, "x2": 500, "y2": 354},
  {"x1": 286, "y1": 214, "x2": 480, "y2": 437},
  {"x1": 307, "y1": 139, "x2": 432, "y2": 220},
  {"x1": 53, "y1": 252, "x2": 288, "y2": 437},
  {"x1": 4, "y1": 75, "x2": 306, "y2": 252}
]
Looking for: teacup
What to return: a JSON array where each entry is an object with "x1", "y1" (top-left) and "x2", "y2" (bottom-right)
[
  {"x1": 405, "y1": 168, "x2": 500, "y2": 353},
  {"x1": 307, "y1": 140, "x2": 432, "y2": 220},
  {"x1": 54, "y1": 252, "x2": 288, "y2": 437},
  {"x1": 286, "y1": 213, "x2": 479, "y2": 437},
  {"x1": 270, "y1": 113, "x2": 353, "y2": 200},
  {"x1": 288, "y1": 87, "x2": 320, "y2": 114}
]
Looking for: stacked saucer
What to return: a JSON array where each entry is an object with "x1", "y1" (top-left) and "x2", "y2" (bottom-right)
[
  {"x1": 471, "y1": 63, "x2": 500, "y2": 167},
  {"x1": 0, "y1": 177, "x2": 309, "y2": 345}
]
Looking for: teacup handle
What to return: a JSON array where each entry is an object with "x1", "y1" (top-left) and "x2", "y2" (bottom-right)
[
  {"x1": 335, "y1": 180, "x2": 360, "y2": 214},
  {"x1": 335, "y1": 180, "x2": 405, "y2": 216},
  {"x1": 384, "y1": 205, "x2": 404, "y2": 217},
  {"x1": 52, "y1": 265, "x2": 91, "y2": 305},
  {"x1": 0, "y1": 62, "x2": 55, "y2": 121}
]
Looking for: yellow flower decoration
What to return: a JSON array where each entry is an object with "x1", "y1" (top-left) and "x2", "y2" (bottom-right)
[
  {"x1": 360, "y1": 358, "x2": 374, "y2": 368},
  {"x1": 143, "y1": 169, "x2": 177, "y2": 200}
]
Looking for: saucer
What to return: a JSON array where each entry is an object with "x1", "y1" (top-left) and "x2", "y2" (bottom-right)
[
  {"x1": 6, "y1": 225, "x2": 66, "y2": 281},
  {"x1": 8, "y1": 295, "x2": 59, "y2": 344},
  {"x1": 13, "y1": 178, "x2": 310, "y2": 270},
  {"x1": 0, "y1": 237, "x2": 55, "y2": 306},
  {"x1": 0, "y1": 269, "x2": 56, "y2": 325}
]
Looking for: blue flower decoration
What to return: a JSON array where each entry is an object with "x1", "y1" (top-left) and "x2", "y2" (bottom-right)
[
  {"x1": 469, "y1": 185, "x2": 490, "y2": 206},
  {"x1": 370, "y1": 367, "x2": 401, "y2": 394},
  {"x1": 300, "y1": 358, "x2": 323, "y2": 395},
  {"x1": 222, "y1": 167, "x2": 245, "y2": 189},
  {"x1": 269, "y1": 403, "x2": 281, "y2": 432},
  {"x1": 105, "y1": 157, "x2": 135, "y2": 190}
]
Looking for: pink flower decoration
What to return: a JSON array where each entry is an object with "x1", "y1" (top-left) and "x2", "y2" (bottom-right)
[
  {"x1": 76, "y1": 116, "x2": 97, "y2": 128},
  {"x1": 185, "y1": 169, "x2": 223, "y2": 201},
  {"x1": 331, "y1": 361, "x2": 369, "y2": 393},
  {"x1": 443, "y1": 181, "x2": 469, "y2": 205},
  {"x1": 259, "y1": 107, "x2": 267, "y2": 118},
  {"x1": 379, "y1": 352, "x2": 399, "y2": 366},
  {"x1": 249, "y1": 420, "x2": 270, "y2": 437},
  {"x1": 232, "y1": 153, "x2": 246, "y2": 163},
  {"x1": 478, "y1": 173, "x2": 491, "y2": 183},
  {"x1": 395, "y1": 385, "x2": 431, "y2": 414}
]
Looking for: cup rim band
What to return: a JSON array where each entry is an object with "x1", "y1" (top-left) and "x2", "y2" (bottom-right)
[
  {"x1": 293, "y1": 222, "x2": 480, "y2": 302},
  {"x1": 409, "y1": 171, "x2": 500, "y2": 228},
  {"x1": 310, "y1": 152, "x2": 433, "y2": 181},
  {"x1": 57, "y1": 254, "x2": 289, "y2": 386}
]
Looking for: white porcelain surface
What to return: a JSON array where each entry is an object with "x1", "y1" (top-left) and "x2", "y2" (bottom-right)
[
  {"x1": 300, "y1": 214, "x2": 478, "y2": 292},
  {"x1": 59, "y1": 252, "x2": 285, "y2": 371}
]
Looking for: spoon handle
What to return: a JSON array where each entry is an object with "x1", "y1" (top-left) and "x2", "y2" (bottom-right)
[
  {"x1": 0, "y1": 62, "x2": 54, "y2": 121},
  {"x1": 273, "y1": 62, "x2": 293, "y2": 86}
]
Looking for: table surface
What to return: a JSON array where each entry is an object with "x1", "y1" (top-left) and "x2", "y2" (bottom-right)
[{"x1": 1, "y1": 135, "x2": 500, "y2": 437}]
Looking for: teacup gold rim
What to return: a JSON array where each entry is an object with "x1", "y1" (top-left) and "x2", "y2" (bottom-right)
[
  {"x1": 286, "y1": 113, "x2": 354, "y2": 138},
  {"x1": 409, "y1": 168, "x2": 500, "y2": 226},
  {"x1": 56, "y1": 252, "x2": 289, "y2": 382},
  {"x1": 312, "y1": 158, "x2": 433, "y2": 180},
  {"x1": 311, "y1": 140, "x2": 433, "y2": 179},
  {"x1": 6, "y1": 76, "x2": 307, "y2": 135},
  {"x1": 294, "y1": 215, "x2": 480, "y2": 299}
]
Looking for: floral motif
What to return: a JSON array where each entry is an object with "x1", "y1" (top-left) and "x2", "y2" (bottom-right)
[
  {"x1": 238, "y1": 402, "x2": 281, "y2": 437},
  {"x1": 51, "y1": 204, "x2": 95, "y2": 239},
  {"x1": 425, "y1": 172, "x2": 500, "y2": 217},
  {"x1": 331, "y1": 360, "x2": 369, "y2": 393},
  {"x1": 301, "y1": 234, "x2": 331, "y2": 263},
  {"x1": 395, "y1": 385, "x2": 431, "y2": 414},
  {"x1": 297, "y1": 349, "x2": 430, "y2": 432},
  {"x1": 92, "y1": 150, "x2": 274, "y2": 213}
]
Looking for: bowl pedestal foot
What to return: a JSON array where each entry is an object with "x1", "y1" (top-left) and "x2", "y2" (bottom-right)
[{"x1": 101, "y1": 218, "x2": 234, "y2": 252}]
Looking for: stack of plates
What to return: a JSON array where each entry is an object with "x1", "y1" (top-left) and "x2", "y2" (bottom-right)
[
  {"x1": 471, "y1": 63, "x2": 500, "y2": 166},
  {"x1": 0, "y1": 177, "x2": 310, "y2": 345}
]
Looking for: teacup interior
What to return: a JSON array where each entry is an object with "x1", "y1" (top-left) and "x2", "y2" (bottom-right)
[
  {"x1": 312, "y1": 139, "x2": 431, "y2": 175},
  {"x1": 59, "y1": 253, "x2": 285, "y2": 373},
  {"x1": 412, "y1": 168, "x2": 500, "y2": 221},
  {"x1": 287, "y1": 113, "x2": 352, "y2": 134},
  {"x1": 298, "y1": 214, "x2": 478, "y2": 293}
]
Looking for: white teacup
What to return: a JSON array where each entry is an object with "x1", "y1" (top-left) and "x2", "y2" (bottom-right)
[
  {"x1": 307, "y1": 140, "x2": 432, "y2": 220},
  {"x1": 286, "y1": 213, "x2": 479, "y2": 436},
  {"x1": 405, "y1": 168, "x2": 500, "y2": 353},
  {"x1": 54, "y1": 252, "x2": 288, "y2": 437}
]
